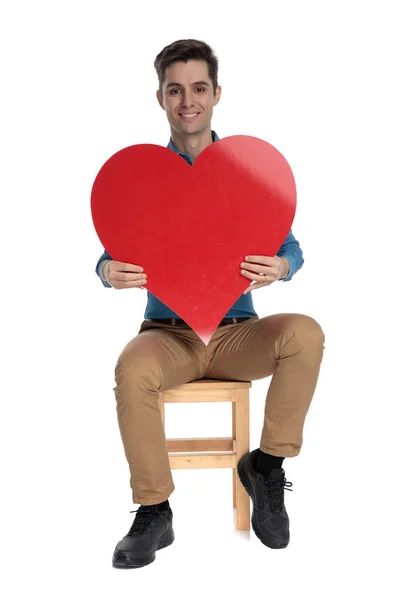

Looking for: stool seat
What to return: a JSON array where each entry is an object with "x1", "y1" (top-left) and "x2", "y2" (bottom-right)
[{"x1": 158, "y1": 378, "x2": 251, "y2": 530}]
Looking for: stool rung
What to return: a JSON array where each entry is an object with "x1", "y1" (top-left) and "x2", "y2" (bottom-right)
[
  {"x1": 167, "y1": 437, "x2": 233, "y2": 453},
  {"x1": 169, "y1": 453, "x2": 236, "y2": 469}
]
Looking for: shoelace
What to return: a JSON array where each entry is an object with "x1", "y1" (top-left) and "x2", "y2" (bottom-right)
[
  {"x1": 259, "y1": 471, "x2": 293, "y2": 512},
  {"x1": 127, "y1": 505, "x2": 163, "y2": 536}
]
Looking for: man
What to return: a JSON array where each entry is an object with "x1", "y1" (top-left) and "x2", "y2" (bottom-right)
[{"x1": 95, "y1": 39, "x2": 325, "y2": 569}]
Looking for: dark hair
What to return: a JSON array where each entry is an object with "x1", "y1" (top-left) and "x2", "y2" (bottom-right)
[{"x1": 154, "y1": 39, "x2": 219, "y2": 96}]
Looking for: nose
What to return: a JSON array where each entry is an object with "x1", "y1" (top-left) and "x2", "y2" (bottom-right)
[{"x1": 181, "y1": 89, "x2": 196, "y2": 108}]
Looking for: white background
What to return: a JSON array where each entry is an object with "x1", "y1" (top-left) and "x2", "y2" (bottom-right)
[{"x1": 1, "y1": 0, "x2": 399, "y2": 598}]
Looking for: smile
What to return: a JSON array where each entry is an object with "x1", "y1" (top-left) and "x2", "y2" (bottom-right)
[{"x1": 179, "y1": 112, "x2": 200, "y2": 121}]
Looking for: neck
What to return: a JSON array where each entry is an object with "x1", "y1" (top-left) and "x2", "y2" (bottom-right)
[{"x1": 171, "y1": 128, "x2": 213, "y2": 161}]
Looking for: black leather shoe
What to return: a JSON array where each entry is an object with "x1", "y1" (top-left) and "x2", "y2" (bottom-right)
[
  {"x1": 112, "y1": 505, "x2": 174, "y2": 568},
  {"x1": 237, "y1": 449, "x2": 293, "y2": 549}
]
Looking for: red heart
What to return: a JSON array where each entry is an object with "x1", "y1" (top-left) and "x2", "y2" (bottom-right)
[{"x1": 91, "y1": 135, "x2": 296, "y2": 345}]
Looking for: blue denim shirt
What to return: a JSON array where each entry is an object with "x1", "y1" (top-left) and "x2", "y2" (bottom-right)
[{"x1": 95, "y1": 130, "x2": 304, "y2": 319}]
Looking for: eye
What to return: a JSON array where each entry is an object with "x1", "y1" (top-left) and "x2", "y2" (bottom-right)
[{"x1": 170, "y1": 87, "x2": 206, "y2": 95}]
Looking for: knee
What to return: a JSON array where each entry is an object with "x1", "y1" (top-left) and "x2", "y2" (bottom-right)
[
  {"x1": 114, "y1": 349, "x2": 161, "y2": 390},
  {"x1": 291, "y1": 314, "x2": 325, "y2": 348}
]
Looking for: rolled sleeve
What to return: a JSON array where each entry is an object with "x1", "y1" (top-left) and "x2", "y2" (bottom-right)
[
  {"x1": 276, "y1": 229, "x2": 304, "y2": 282},
  {"x1": 95, "y1": 250, "x2": 113, "y2": 288}
]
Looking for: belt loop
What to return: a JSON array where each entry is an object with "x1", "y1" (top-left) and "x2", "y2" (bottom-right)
[
  {"x1": 171, "y1": 318, "x2": 176, "y2": 325},
  {"x1": 232, "y1": 317, "x2": 237, "y2": 324}
]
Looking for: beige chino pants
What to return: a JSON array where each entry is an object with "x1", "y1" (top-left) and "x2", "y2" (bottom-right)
[{"x1": 113, "y1": 313, "x2": 325, "y2": 505}]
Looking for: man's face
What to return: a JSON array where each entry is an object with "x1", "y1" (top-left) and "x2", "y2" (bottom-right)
[{"x1": 157, "y1": 59, "x2": 221, "y2": 136}]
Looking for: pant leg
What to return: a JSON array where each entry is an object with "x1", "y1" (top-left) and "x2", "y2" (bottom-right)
[
  {"x1": 204, "y1": 313, "x2": 325, "y2": 457},
  {"x1": 113, "y1": 320, "x2": 206, "y2": 505}
]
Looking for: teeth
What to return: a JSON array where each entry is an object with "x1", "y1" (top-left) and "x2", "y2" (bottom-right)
[{"x1": 181, "y1": 113, "x2": 198, "y2": 118}]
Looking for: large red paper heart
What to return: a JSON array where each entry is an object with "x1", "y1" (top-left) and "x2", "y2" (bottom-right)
[{"x1": 91, "y1": 135, "x2": 296, "y2": 345}]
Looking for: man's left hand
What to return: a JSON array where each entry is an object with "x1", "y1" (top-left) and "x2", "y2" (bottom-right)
[{"x1": 240, "y1": 255, "x2": 287, "y2": 295}]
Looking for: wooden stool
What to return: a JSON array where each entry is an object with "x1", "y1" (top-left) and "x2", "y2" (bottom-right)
[{"x1": 158, "y1": 379, "x2": 251, "y2": 530}]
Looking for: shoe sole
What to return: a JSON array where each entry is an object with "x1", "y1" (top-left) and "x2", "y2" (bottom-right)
[
  {"x1": 112, "y1": 530, "x2": 175, "y2": 568},
  {"x1": 237, "y1": 455, "x2": 289, "y2": 550}
]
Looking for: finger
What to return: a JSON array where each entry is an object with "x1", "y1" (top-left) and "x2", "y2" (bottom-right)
[
  {"x1": 111, "y1": 277, "x2": 147, "y2": 289},
  {"x1": 244, "y1": 282, "x2": 265, "y2": 295},
  {"x1": 113, "y1": 261, "x2": 145, "y2": 273},
  {"x1": 241, "y1": 269, "x2": 266, "y2": 282},
  {"x1": 114, "y1": 279, "x2": 148, "y2": 289},
  {"x1": 244, "y1": 284, "x2": 257, "y2": 295},
  {"x1": 245, "y1": 256, "x2": 275, "y2": 265},
  {"x1": 111, "y1": 272, "x2": 147, "y2": 283},
  {"x1": 241, "y1": 263, "x2": 275, "y2": 274}
]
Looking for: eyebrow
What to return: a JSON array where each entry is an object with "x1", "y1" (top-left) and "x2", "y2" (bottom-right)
[{"x1": 165, "y1": 81, "x2": 210, "y2": 89}]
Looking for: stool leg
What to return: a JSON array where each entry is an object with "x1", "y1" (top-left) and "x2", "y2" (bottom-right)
[
  {"x1": 232, "y1": 401, "x2": 237, "y2": 509},
  {"x1": 235, "y1": 389, "x2": 250, "y2": 530}
]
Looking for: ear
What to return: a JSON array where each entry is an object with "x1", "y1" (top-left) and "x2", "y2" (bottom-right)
[
  {"x1": 156, "y1": 89, "x2": 164, "y2": 109},
  {"x1": 213, "y1": 85, "x2": 222, "y2": 107}
]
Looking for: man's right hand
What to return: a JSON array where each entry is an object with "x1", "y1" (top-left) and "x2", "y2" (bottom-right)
[{"x1": 104, "y1": 260, "x2": 147, "y2": 290}]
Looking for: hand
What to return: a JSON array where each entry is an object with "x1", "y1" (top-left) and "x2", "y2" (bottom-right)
[
  {"x1": 240, "y1": 255, "x2": 286, "y2": 295},
  {"x1": 106, "y1": 261, "x2": 148, "y2": 290}
]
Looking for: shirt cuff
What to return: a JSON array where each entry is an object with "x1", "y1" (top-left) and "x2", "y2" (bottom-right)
[
  {"x1": 99, "y1": 260, "x2": 112, "y2": 287},
  {"x1": 279, "y1": 255, "x2": 292, "y2": 282}
]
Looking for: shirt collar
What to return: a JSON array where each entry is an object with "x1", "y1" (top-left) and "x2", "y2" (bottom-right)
[{"x1": 167, "y1": 130, "x2": 219, "y2": 159}]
